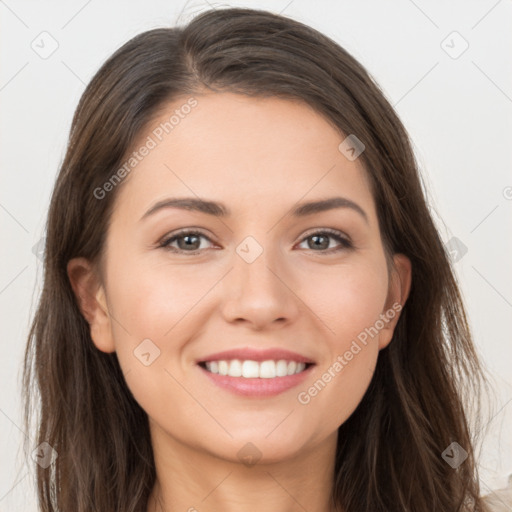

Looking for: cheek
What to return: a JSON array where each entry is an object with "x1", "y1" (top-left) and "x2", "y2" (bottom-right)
[
  {"x1": 294, "y1": 259, "x2": 387, "y2": 423},
  {"x1": 299, "y1": 346, "x2": 378, "y2": 430},
  {"x1": 104, "y1": 253, "x2": 222, "y2": 399},
  {"x1": 104, "y1": 257, "x2": 203, "y2": 425},
  {"x1": 107, "y1": 253, "x2": 215, "y2": 340},
  {"x1": 299, "y1": 256, "x2": 389, "y2": 345}
]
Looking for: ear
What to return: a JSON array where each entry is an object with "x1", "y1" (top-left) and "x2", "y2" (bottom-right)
[
  {"x1": 66, "y1": 257, "x2": 115, "y2": 353},
  {"x1": 378, "y1": 253, "x2": 412, "y2": 350}
]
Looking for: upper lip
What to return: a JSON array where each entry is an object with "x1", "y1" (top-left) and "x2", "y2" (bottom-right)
[{"x1": 197, "y1": 347, "x2": 316, "y2": 364}]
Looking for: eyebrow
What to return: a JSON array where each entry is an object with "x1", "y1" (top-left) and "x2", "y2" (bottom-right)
[{"x1": 140, "y1": 196, "x2": 369, "y2": 224}]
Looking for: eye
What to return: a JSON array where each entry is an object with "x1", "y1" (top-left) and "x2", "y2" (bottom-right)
[
  {"x1": 296, "y1": 229, "x2": 353, "y2": 253},
  {"x1": 158, "y1": 228, "x2": 353, "y2": 255},
  {"x1": 159, "y1": 230, "x2": 215, "y2": 254}
]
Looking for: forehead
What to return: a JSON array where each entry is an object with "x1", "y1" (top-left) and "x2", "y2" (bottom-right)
[{"x1": 115, "y1": 92, "x2": 376, "y2": 223}]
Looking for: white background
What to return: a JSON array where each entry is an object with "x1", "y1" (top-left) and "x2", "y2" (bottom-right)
[{"x1": 1, "y1": 0, "x2": 511, "y2": 509}]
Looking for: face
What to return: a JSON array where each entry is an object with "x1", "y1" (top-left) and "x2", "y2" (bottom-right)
[{"x1": 69, "y1": 92, "x2": 411, "y2": 465}]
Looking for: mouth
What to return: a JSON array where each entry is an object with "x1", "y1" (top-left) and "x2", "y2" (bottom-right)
[
  {"x1": 196, "y1": 356, "x2": 316, "y2": 397},
  {"x1": 195, "y1": 347, "x2": 316, "y2": 397},
  {"x1": 198, "y1": 359, "x2": 314, "y2": 378}
]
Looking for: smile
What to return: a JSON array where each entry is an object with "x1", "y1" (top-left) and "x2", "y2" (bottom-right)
[
  {"x1": 201, "y1": 359, "x2": 310, "y2": 378},
  {"x1": 197, "y1": 360, "x2": 315, "y2": 397}
]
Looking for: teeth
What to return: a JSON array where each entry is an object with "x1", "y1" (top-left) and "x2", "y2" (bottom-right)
[
  {"x1": 259, "y1": 360, "x2": 275, "y2": 379},
  {"x1": 242, "y1": 360, "x2": 260, "y2": 378},
  {"x1": 276, "y1": 360, "x2": 288, "y2": 377},
  {"x1": 229, "y1": 359, "x2": 242, "y2": 377},
  {"x1": 204, "y1": 359, "x2": 308, "y2": 378},
  {"x1": 218, "y1": 360, "x2": 229, "y2": 376}
]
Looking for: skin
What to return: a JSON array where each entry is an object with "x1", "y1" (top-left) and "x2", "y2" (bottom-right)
[{"x1": 68, "y1": 92, "x2": 412, "y2": 512}]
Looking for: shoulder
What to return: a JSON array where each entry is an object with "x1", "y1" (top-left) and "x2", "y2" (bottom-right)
[{"x1": 480, "y1": 476, "x2": 512, "y2": 512}]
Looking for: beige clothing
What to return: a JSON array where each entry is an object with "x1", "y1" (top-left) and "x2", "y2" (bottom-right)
[{"x1": 481, "y1": 477, "x2": 512, "y2": 512}]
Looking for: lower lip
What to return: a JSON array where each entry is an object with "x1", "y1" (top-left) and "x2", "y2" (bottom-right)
[{"x1": 198, "y1": 364, "x2": 315, "y2": 397}]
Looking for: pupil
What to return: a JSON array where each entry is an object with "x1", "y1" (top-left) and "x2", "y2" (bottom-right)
[
  {"x1": 180, "y1": 235, "x2": 199, "y2": 250},
  {"x1": 310, "y1": 235, "x2": 328, "y2": 250}
]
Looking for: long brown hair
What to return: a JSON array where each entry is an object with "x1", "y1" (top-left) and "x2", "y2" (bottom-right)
[{"x1": 23, "y1": 7, "x2": 490, "y2": 511}]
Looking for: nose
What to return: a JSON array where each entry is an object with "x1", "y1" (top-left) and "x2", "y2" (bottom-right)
[{"x1": 220, "y1": 245, "x2": 301, "y2": 330}]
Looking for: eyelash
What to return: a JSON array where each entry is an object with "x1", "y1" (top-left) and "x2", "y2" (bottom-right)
[{"x1": 158, "y1": 228, "x2": 354, "y2": 255}]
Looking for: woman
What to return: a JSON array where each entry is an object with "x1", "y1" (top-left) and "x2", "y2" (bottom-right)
[{"x1": 23, "y1": 7, "x2": 492, "y2": 511}]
